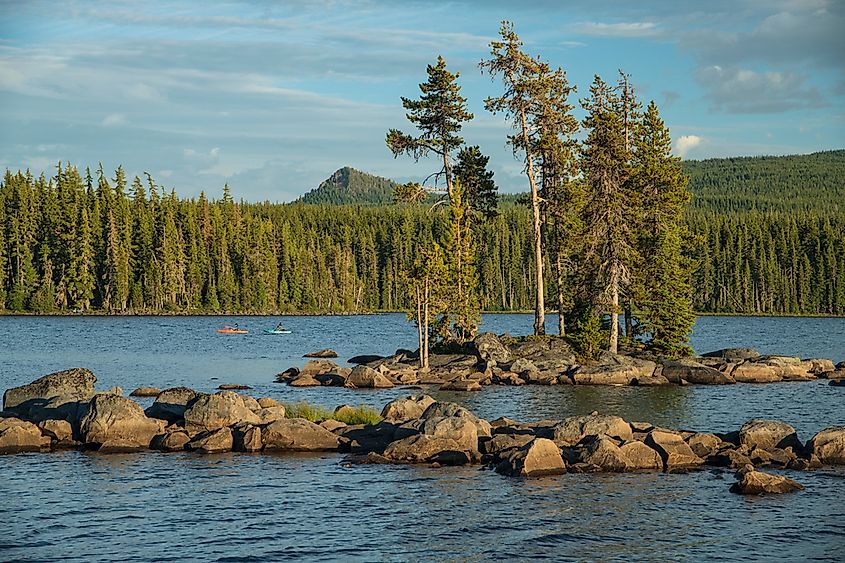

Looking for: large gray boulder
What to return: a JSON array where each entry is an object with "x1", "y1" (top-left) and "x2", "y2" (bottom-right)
[
  {"x1": 183, "y1": 391, "x2": 261, "y2": 431},
  {"x1": 3, "y1": 368, "x2": 97, "y2": 419},
  {"x1": 421, "y1": 402, "x2": 491, "y2": 438},
  {"x1": 383, "y1": 434, "x2": 474, "y2": 464},
  {"x1": 380, "y1": 395, "x2": 435, "y2": 423},
  {"x1": 662, "y1": 360, "x2": 735, "y2": 385},
  {"x1": 474, "y1": 332, "x2": 511, "y2": 364},
  {"x1": 731, "y1": 363, "x2": 782, "y2": 383},
  {"x1": 807, "y1": 426, "x2": 845, "y2": 464},
  {"x1": 420, "y1": 416, "x2": 478, "y2": 452},
  {"x1": 262, "y1": 418, "x2": 341, "y2": 451},
  {"x1": 701, "y1": 348, "x2": 760, "y2": 362},
  {"x1": 645, "y1": 429, "x2": 704, "y2": 470},
  {"x1": 552, "y1": 414, "x2": 633, "y2": 446},
  {"x1": 495, "y1": 438, "x2": 566, "y2": 477},
  {"x1": 346, "y1": 365, "x2": 394, "y2": 389},
  {"x1": 187, "y1": 427, "x2": 233, "y2": 454},
  {"x1": 572, "y1": 354, "x2": 657, "y2": 385},
  {"x1": 739, "y1": 419, "x2": 801, "y2": 451},
  {"x1": 79, "y1": 394, "x2": 164, "y2": 451},
  {"x1": 144, "y1": 387, "x2": 198, "y2": 423},
  {"x1": 0, "y1": 417, "x2": 45, "y2": 453}
]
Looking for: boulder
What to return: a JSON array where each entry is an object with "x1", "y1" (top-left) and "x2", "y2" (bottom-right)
[
  {"x1": 0, "y1": 417, "x2": 44, "y2": 453},
  {"x1": 347, "y1": 365, "x2": 394, "y2": 389},
  {"x1": 252, "y1": 406, "x2": 287, "y2": 425},
  {"x1": 183, "y1": 391, "x2": 261, "y2": 431},
  {"x1": 579, "y1": 435, "x2": 628, "y2": 472},
  {"x1": 701, "y1": 348, "x2": 760, "y2": 362},
  {"x1": 731, "y1": 363, "x2": 782, "y2": 383},
  {"x1": 686, "y1": 433, "x2": 723, "y2": 458},
  {"x1": 421, "y1": 402, "x2": 492, "y2": 438},
  {"x1": 3, "y1": 368, "x2": 97, "y2": 417},
  {"x1": 79, "y1": 394, "x2": 164, "y2": 451},
  {"x1": 240, "y1": 396, "x2": 261, "y2": 411},
  {"x1": 144, "y1": 387, "x2": 198, "y2": 423},
  {"x1": 151, "y1": 430, "x2": 190, "y2": 452},
  {"x1": 274, "y1": 367, "x2": 299, "y2": 383},
  {"x1": 339, "y1": 422, "x2": 399, "y2": 454},
  {"x1": 420, "y1": 416, "x2": 478, "y2": 452},
  {"x1": 348, "y1": 354, "x2": 384, "y2": 365},
  {"x1": 304, "y1": 349, "x2": 338, "y2": 358},
  {"x1": 320, "y1": 419, "x2": 347, "y2": 433},
  {"x1": 831, "y1": 379, "x2": 845, "y2": 387},
  {"x1": 257, "y1": 397, "x2": 280, "y2": 408},
  {"x1": 759, "y1": 356, "x2": 814, "y2": 381},
  {"x1": 262, "y1": 418, "x2": 341, "y2": 451},
  {"x1": 301, "y1": 360, "x2": 341, "y2": 377},
  {"x1": 495, "y1": 438, "x2": 566, "y2": 477},
  {"x1": 806, "y1": 358, "x2": 835, "y2": 375},
  {"x1": 481, "y1": 433, "x2": 534, "y2": 456},
  {"x1": 645, "y1": 429, "x2": 704, "y2": 470},
  {"x1": 739, "y1": 419, "x2": 801, "y2": 451},
  {"x1": 661, "y1": 360, "x2": 735, "y2": 385},
  {"x1": 37, "y1": 419, "x2": 74, "y2": 445},
  {"x1": 552, "y1": 414, "x2": 633, "y2": 446},
  {"x1": 383, "y1": 434, "x2": 473, "y2": 464},
  {"x1": 130, "y1": 387, "x2": 161, "y2": 397},
  {"x1": 572, "y1": 354, "x2": 656, "y2": 386},
  {"x1": 233, "y1": 425, "x2": 262, "y2": 452},
  {"x1": 730, "y1": 465, "x2": 804, "y2": 495},
  {"x1": 380, "y1": 395, "x2": 436, "y2": 423},
  {"x1": 473, "y1": 332, "x2": 511, "y2": 364},
  {"x1": 187, "y1": 427, "x2": 233, "y2": 454},
  {"x1": 619, "y1": 440, "x2": 663, "y2": 470},
  {"x1": 440, "y1": 379, "x2": 482, "y2": 392},
  {"x1": 807, "y1": 426, "x2": 845, "y2": 464},
  {"x1": 289, "y1": 374, "x2": 321, "y2": 387}
]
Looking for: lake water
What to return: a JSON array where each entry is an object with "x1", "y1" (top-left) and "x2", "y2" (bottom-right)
[{"x1": 1, "y1": 314, "x2": 844, "y2": 562}]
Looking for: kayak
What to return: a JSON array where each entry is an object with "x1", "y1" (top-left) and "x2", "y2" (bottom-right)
[
  {"x1": 217, "y1": 328, "x2": 249, "y2": 334},
  {"x1": 264, "y1": 329, "x2": 291, "y2": 334}
]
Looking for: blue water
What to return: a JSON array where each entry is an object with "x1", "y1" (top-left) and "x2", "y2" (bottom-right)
[{"x1": 1, "y1": 314, "x2": 844, "y2": 562}]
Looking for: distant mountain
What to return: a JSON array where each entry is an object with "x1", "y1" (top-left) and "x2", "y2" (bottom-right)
[
  {"x1": 299, "y1": 150, "x2": 845, "y2": 212},
  {"x1": 298, "y1": 167, "x2": 397, "y2": 205}
]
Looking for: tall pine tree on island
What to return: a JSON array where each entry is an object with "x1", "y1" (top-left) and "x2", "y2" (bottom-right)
[
  {"x1": 579, "y1": 75, "x2": 633, "y2": 354},
  {"x1": 453, "y1": 146, "x2": 499, "y2": 220},
  {"x1": 633, "y1": 101, "x2": 696, "y2": 356}
]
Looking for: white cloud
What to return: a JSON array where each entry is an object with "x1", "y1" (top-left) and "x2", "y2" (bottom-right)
[
  {"x1": 695, "y1": 65, "x2": 825, "y2": 113},
  {"x1": 675, "y1": 135, "x2": 702, "y2": 157},
  {"x1": 571, "y1": 21, "x2": 660, "y2": 37},
  {"x1": 102, "y1": 113, "x2": 126, "y2": 126}
]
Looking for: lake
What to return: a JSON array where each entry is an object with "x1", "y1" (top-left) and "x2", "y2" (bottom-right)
[{"x1": 1, "y1": 314, "x2": 844, "y2": 562}]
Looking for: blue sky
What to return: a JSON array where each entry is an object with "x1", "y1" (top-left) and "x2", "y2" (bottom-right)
[{"x1": 1, "y1": 0, "x2": 843, "y2": 201}]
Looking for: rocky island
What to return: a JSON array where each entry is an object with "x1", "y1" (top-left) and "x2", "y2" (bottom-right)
[
  {"x1": 277, "y1": 332, "x2": 845, "y2": 390},
  {"x1": 2, "y1": 365, "x2": 844, "y2": 496}
]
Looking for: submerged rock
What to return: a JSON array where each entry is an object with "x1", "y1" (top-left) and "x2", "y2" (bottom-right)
[
  {"x1": 729, "y1": 465, "x2": 804, "y2": 494},
  {"x1": 304, "y1": 349, "x2": 338, "y2": 358}
]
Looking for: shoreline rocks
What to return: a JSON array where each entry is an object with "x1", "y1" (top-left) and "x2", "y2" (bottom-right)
[
  {"x1": 4, "y1": 368, "x2": 844, "y2": 497},
  {"x1": 275, "y1": 334, "x2": 837, "y2": 390}
]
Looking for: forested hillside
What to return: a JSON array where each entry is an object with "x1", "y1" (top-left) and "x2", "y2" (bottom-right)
[
  {"x1": 1, "y1": 157, "x2": 843, "y2": 315},
  {"x1": 298, "y1": 167, "x2": 397, "y2": 205}
]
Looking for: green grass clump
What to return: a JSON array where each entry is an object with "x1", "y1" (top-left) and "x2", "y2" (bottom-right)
[{"x1": 282, "y1": 401, "x2": 382, "y2": 426}]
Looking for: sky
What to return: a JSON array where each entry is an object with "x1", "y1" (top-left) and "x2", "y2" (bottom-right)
[{"x1": 1, "y1": 0, "x2": 843, "y2": 201}]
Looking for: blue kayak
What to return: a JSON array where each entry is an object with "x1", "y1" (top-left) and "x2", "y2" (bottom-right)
[{"x1": 264, "y1": 329, "x2": 291, "y2": 334}]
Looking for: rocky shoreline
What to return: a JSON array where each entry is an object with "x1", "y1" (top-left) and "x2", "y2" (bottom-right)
[
  {"x1": 2, "y1": 367, "x2": 844, "y2": 495},
  {"x1": 276, "y1": 333, "x2": 845, "y2": 390}
]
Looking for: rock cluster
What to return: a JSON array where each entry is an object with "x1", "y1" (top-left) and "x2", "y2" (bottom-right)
[
  {"x1": 3, "y1": 369, "x2": 844, "y2": 497},
  {"x1": 275, "y1": 334, "x2": 838, "y2": 390}
]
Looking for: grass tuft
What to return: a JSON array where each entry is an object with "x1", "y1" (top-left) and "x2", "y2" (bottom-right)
[{"x1": 282, "y1": 401, "x2": 382, "y2": 426}]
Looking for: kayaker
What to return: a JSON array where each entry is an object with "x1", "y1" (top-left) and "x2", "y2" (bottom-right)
[{"x1": 275, "y1": 322, "x2": 285, "y2": 331}]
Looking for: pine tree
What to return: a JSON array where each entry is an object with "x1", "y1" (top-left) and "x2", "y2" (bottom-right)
[
  {"x1": 454, "y1": 146, "x2": 499, "y2": 220},
  {"x1": 580, "y1": 75, "x2": 632, "y2": 354},
  {"x1": 386, "y1": 55, "x2": 473, "y2": 201}
]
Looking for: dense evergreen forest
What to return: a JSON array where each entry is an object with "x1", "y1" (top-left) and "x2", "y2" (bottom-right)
[{"x1": 1, "y1": 150, "x2": 843, "y2": 316}]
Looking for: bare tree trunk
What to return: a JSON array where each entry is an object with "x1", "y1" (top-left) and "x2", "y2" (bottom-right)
[
  {"x1": 416, "y1": 286, "x2": 424, "y2": 369},
  {"x1": 423, "y1": 277, "x2": 430, "y2": 369},
  {"x1": 556, "y1": 250, "x2": 565, "y2": 336},
  {"x1": 519, "y1": 107, "x2": 545, "y2": 335},
  {"x1": 624, "y1": 304, "x2": 633, "y2": 338},
  {"x1": 610, "y1": 265, "x2": 619, "y2": 354}
]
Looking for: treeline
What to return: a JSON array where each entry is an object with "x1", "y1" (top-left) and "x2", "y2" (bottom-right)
[{"x1": 1, "y1": 165, "x2": 843, "y2": 316}]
